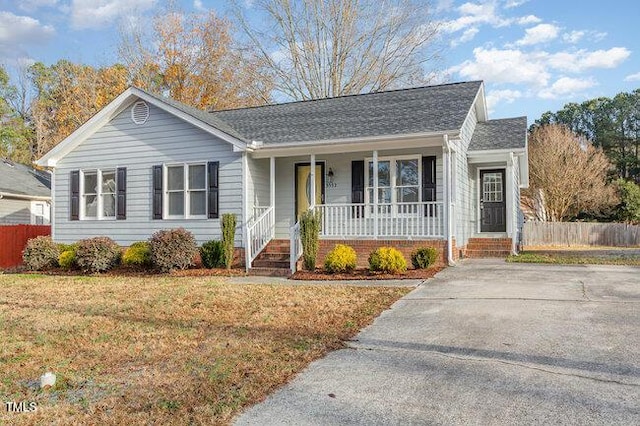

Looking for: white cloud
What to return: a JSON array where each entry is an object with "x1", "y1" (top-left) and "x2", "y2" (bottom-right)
[
  {"x1": 625, "y1": 72, "x2": 640, "y2": 82},
  {"x1": 451, "y1": 27, "x2": 479, "y2": 46},
  {"x1": 18, "y1": 0, "x2": 58, "y2": 12},
  {"x1": 486, "y1": 89, "x2": 522, "y2": 110},
  {"x1": 516, "y1": 23, "x2": 560, "y2": 46},
  {"x1": 70, "y1": 0, "x2": 157, "y2": 29},
  {"x1": 563, "y1": 30, "x2": 585, "y2": 44},
  {"x1": 450, "y1": 47, "x2": 550, "y2": 87},
  {"x1": 505, "y1": 0, "x2": 529, "y2": 8},
  {"x1": 538, "y1": 77, "x2": 597, "y2": 99},
  {"x1": 436, "y1": 0, "x2": 454, "y2": 12},
  {"x1": 546, "y1": 47, "x2": 631, "y2": 72},
  {"x1": 517, "y1": 15, "x2": 541, "y2": 25},
  {"x1": 194, "y1": 0, "x2": 206, "y2": 12},
  {"x1": 0, "y1": 12, "x2": 55, "y2": 59},
  {"x1": 444, "y1": 1, "x2": 511, "y2": 33}
]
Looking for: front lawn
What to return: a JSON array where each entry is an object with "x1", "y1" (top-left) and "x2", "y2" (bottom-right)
[
  {"x1": 0, "y1": 275, "x2": 410, "y2": 424},
  {"x1": 507, "y1": 251, "x2": 640, "y2": 266}
]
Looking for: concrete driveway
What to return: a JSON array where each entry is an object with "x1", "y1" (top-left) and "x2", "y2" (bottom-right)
[{"x1": 234, "y1": 259, "x2": 640, "y2": 425}]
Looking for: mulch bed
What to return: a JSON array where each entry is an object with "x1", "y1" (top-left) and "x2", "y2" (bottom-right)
[{"x1": 291, "y1": 266, "x2": 443, "y2": 281}]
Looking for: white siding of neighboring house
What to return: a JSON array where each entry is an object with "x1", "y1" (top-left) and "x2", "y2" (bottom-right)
[
  {"x1": 53, "y1": 102, "x2": 245, "y2": 246},
  {"x1": 0, "y1": 198, "x2": 32, "y2": 224},
  {"x1": 454, "y1": 103, "x2": 477, "y2": 248},
  {"x1": 271, "y1": 147, "x2": 444, "y2": 238}
]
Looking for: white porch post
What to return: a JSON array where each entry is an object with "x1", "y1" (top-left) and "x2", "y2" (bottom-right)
[
  {"x1": 270, "y1": 156, "x2": 276, "y2": 208},
  {"x1": 443, "y1": 136, "x2": 454, "y2": 265},
  {"x1": 373, "y1": 150, "x2": 379, "y2": 238},
  {"x1": 310, "y1": 154, "x2": 316, "y2": 209},
  {"x1": 507, "y1": 152, "x2": 517, "y2": 255},
  {"x1": 243, "y1": 152, "x2": 250, "y2": 272}
]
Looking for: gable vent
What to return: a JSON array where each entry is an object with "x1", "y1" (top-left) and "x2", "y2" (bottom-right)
[{"x1": 131, "y1": 101, "x2": 149, "y2": 125}]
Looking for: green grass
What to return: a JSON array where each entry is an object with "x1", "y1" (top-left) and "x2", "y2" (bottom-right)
[{"x1": 507, "y1": 252, "x2": 640, "y2": 266}]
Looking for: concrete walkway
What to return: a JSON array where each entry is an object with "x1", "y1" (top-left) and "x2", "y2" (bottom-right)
[{"x1": 234, "y1": 259, "x2": 640, "y2": 425}]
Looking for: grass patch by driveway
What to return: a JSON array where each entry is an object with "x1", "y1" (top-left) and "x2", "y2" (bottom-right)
[
  {"x1": 0, "y1": 275, "x2": 409, "y2": 424},
  {"x1": 507, "y1": 251, "x2": 640, "y2": 266}
]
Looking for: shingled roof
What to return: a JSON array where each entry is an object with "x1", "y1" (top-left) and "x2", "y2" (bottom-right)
[
  {"x1": 209, "y1": 81, "x2": 483, "y2": 144},
  {"x1": 469, "y1": 117, "x2": 527, "y2": 151},
  {"x1": 0, "y1": 160, "x2": 51, "y2": 198}
]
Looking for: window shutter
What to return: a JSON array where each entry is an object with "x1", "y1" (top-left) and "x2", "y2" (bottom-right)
[
  {"x1": 422, "y1": 156, "x2": 436, "y2": 217},
  {"x1": 116, "y1": 167, "x2": 127, "y2": 220},
  {"x1": 351, "y1": 160, "x2": 364, "y2": 218},
  {"x1": 152, "y1": 165, "x2": 163, "y2": 219},
  {"x1": 208, "y1": 161, "x2": 219, "y2": 219},
  {"x1": 70, "y1": 170, "x2": 80, "y2": 221}
]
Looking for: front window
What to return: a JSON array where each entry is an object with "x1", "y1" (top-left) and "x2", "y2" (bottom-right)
[
  {"x1": 365, "y1": 156, "x2": 421, "y2": 213},
  {"x1": 165, "y1": 163, "x2": 207, "y2": 218},
  {"x1": 82, "y1": 169, "x2": 116, "y2": 219}
]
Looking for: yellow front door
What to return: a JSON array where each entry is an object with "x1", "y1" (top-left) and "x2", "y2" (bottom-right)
[{"x1": 295, "y1": 164, "x2": 324, "y2": 219}]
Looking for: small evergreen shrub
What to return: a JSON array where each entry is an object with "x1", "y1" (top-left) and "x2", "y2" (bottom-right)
[
  {"x1": 75, "y1": 237, "x2": 121, "y2": 273},
  {"x1": 58, "y1": 249, "x2": 77, "y2": 270},
  {"x1": 221, "y1": 214, "x2": 237, "y2": 269},
  {"x1": 57, "y1": 243, "x2": 77, "y2": 253},
  {"x1": 368, "y1": 247, "x2": 407, "y2": 274},
  {"x1": 200, "y1": 240, "x2": 224, "y2": 269},
  {"x1": 324, "y1": 244, "x2": 357, "y2": 273},
  {"x1": 22, "y1": 236, "x2": 60, "y2": 270},
  {"x1": 411, "y1": 247, "x2": 439, "y2": 269},
  {"x1": 122, "y1": 242, "x2": 152, "y2": 267},
  {"x1": 149, "y1": 228, "x2": 198, "y2": 272},
  {"x1": 300, "y1": 209, "x2": 321, "y2": 270}
]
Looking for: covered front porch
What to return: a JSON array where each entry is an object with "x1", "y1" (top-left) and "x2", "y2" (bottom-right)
[{"x1": 244, "y1": 135, "x2": 455, "y2": 271}]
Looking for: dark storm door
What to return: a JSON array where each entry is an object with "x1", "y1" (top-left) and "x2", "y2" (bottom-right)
[{"x1": 480, "y1": 169, "x2": 506, "y2": 232}]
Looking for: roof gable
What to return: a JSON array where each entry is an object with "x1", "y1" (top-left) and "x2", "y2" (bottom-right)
[
  {"x1": 36, "y1": 87, "x2": 247, "y2": 167},
  {"x1": 211, "y1": 81, "x2": 483, "y2": 145}
]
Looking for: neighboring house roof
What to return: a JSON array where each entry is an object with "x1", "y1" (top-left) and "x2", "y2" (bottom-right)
[
  {"x1": 210, "y1": 81, "x2": 484, "y2": 145},
  {"x1": 469, "y1": 117, "x2": 527, "y2": 151},
  {"x1": 0, "y1": 159, "x2": 51, "y2": 199}
]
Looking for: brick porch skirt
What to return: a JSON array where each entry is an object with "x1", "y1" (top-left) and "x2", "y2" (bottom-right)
[{"x1": 318, "y1": 239, "x2": 448, "y2": 268}]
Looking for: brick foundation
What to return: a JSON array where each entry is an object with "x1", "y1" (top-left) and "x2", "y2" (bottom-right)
[{"x1": 318, "y1": 239, "x2": 447, "y2": 268}]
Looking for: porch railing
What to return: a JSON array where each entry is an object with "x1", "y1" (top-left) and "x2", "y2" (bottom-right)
[
  {"x1": 251, "y1": 206, "x2": 271, "y2": 224},
  {"x1": 315, "y1": 201, "x2": 444, "y2": 239},
  {"x1": 289, "y1": 221, "x2": 303, "y2": 274},
  {"x1": 246, "y1": 206, "x2": 275, "y2": 266}
]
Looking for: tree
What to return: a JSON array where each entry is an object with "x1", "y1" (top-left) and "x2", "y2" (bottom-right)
[
  {"x1": 119, "y1": 4, "x2": 272, "y2": 110},
  {"x1": 615, "y1": 179, "x2": 640, "y2": 223},
  {"x1": 534, "y1": 89, "x2": 640, "y2": 183},
  {"x1": 523, "y1": 124, "x2": 617, "y2": 222},
  {"x1": 0, "y1": 65, "x2": 32, "y2": 164},
  {"x1": 232, "y1": 0, "x2": 441, "y2": 101}
]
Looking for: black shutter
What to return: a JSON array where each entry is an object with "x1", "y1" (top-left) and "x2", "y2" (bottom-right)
[
  {"x1": 208, "y1": 161, "x2": 219, "y2": 219},
  {"x1": 351, "y1": 160, "x2": 364, "y2": 218},
  {"x1": 70, "y1": 170, "x2": 80, "y2": 221},
  {"x1": 152, "y1": 165, "x2": 163, "y2": 219},
  {"x1": 116, "y1": 167, "x2": 127, "y2": 220},
  {"x1": 422, "y1": 156, "x2": 436, "y2": 217}
]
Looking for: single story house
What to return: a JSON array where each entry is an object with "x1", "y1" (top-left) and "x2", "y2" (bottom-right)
[
  {"x1": 37, "y1": 81, "x2": 528, "y2": 274},
  {"x1": 0, "y1": 159, "x2": 51, "y2": 225}
]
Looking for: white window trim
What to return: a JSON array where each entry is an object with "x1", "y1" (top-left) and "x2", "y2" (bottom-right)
[
  {"x1": 364, "y1": 154, "x2": 422, "y2": 205},
  {"x1": 163, "y1": 162, "x2": 208, "y2": 220},
  {"x1": 80, "y1": 168, "x2": 116, "y2": 221}
]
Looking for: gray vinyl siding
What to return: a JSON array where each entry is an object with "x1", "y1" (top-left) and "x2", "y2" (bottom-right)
[
  {"x1": 0, "y1": 198, "x2": 32, "y2": 224},
  {"x1": 454, "y1": 105, "x2": 477, "y2": 247},
  {"x1": 247, "y1": 157, "x2": 270, "y2": 215},
  {"x1": 53, "y1": 102, "x2": 244, "y2": 246},
  {"x1": 272, "y1": 147, "x2": 444, "y2": 238}
]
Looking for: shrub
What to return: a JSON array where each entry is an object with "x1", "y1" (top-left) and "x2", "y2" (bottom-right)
[
  {"x1": 411, "y1": 247, "x2": 439, "y2": 269},
  {"x1": 368, "y1": 247, "x2": 407, "y2": 274},
  {"x1": 22, "y1": 236, "x2": 60, "y2": 270},
  {"x1": 75, "y1": 237, "x2": 121, "y2": 273},
  {"x1": 57, "y1": 243, "x2": 77, "y2": 253},
  {"x1": 616, "y1": 179, "x2": 640, "y2": 224},
  {"x1": 200, "y1": 240, "x2": 224, "y2": 269},
  {"x1": 300, "y1": 209, "x2": 321, "y2": 270},
  {"x1": 324, "y1": 244, "x2": 357, "y2": 273},
  {"x1": 149, "y1": 228, "x2": 198, "y2": 272},
  {"x1": 58, "y1": 249, "x2": 77, "y2": 270},
  {"x1": 221, "y1": 214, "x2": 237, "y2": 269},
  {"x1": 122, "y1": 242, "x2": 152, "y2": 267}
]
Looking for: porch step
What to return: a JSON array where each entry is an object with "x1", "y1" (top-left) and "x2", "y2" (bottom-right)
[
  {"x1": 248, "y1": 267, "x2": 290, "y2": 277},
  {"x1": 251, "y1": 259, "x2": 290, "y2": 269},
  {"x1": 465, "y1": 238, "x2": 512, "y2": 258}
]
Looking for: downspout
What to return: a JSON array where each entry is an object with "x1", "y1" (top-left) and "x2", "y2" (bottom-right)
[{"x1": 443, "y1": 135, "x2": 455, "y2": 265}]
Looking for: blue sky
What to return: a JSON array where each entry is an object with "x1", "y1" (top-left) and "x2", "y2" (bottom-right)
[{"x1": 0, "y1": 0, "x2": 638, "y2": 123}]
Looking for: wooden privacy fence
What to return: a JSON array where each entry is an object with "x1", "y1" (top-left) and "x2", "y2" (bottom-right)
[
  {"x1": 522, "y1": 221, "x2": 640, "y2": 247},
  {"x1": 0, "y1": 225, "x2": 51, "y2": 268}
]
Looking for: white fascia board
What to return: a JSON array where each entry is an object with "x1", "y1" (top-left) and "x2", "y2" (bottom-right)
[
  {"x1": 36, "y1": 87, "x2": 247, "y2": 168},
  {"x1": 251, "y1": 130, "x2": 459, "y2": 159},
  {"x1": 0, "y1": 191, "x2": 51, "y2": 201},
  {"x1": 462, "y1": 82, "x2": 487, "y2": 127},
  {"x1": 467, "y1": 148, "x2": 526, "y2": 164}
]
